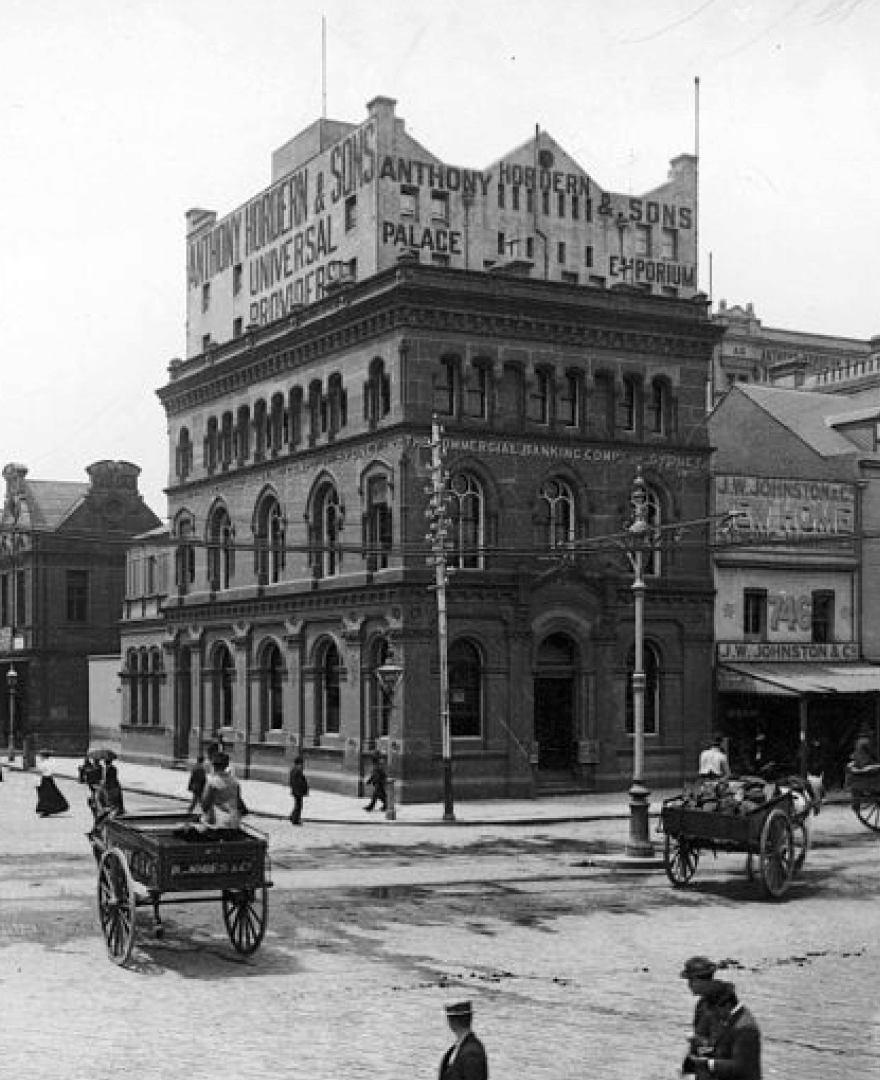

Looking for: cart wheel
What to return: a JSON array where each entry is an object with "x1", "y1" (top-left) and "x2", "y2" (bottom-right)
[
  {"x1": 854, "y1": 795, "x2": 880, "y2": 833},
  {"x1": 664, "y1": 832, "x2": 699, "y2": 887},
  {"x1": 222, "y1": 887, "x2": 268, "y2": 955},
  {"x1": 792, "y1": 820, "x2": 810, "y2": 873},
  {"x1": 97, "y1": 849, "x2": 137, "y2": 965},
  {"x1": 758, "y1": 808, "x2": 794, "y2": 899}
]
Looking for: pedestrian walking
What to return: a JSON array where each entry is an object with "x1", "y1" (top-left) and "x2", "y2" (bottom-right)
[
  {"x1": 288, "y1": 755, "x2": 309, "y2": 825},
  {"x1": 699, "y1": 734, "x2": 730, "y2": 781},
  {"x1": 79, "y1": 751, "x2": 104, "y2": 794},
  {"x1": 681, "y1": 956, "x2": 725, "y2": 1064},
  {"x1": 187, "y1": 754, "x2": 208, "y2": 812},
  {"x1": 687, "y1": 983, "x2": 762, "y2": 1079},
  {"x1": 438, "y1": 1000, "x2": 488, "y2": 1080},
  {"x1": 363, "y1": 754, "x2": 388, "y2": 812},
  {"x1": 35, "y1": 750, "x2": 70, "y2": 817},
  {"x1": 100, "y1": 751, "x2": 125, "y2": 814}
]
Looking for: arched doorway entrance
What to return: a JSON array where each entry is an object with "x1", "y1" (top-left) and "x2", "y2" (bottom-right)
[{"x1": 534, "y1": 632, "x2": 577, "y2": 774}]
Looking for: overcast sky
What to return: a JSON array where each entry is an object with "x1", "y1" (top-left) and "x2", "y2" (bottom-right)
[{"x1": 2, "y1": 0, "x2": 877, "y2": 516}]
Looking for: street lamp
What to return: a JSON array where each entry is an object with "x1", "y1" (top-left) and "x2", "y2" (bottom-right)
[
  {"x1": 623, "y1": 470, "x2": 660, "y2": 858},
  {"x1": 376, "y1": 639, "x2": 404, "y2": 821},
  {"x1": 7, "y1": 664, "x2": 18, "y2": 762}
]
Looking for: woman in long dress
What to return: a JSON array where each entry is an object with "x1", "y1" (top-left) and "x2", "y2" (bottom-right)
[
  {"x1": 100, "y1": 752, "x2": 125, "y2": 814},
  {"x1": 36, "y1": 751, "x2": 70, "y2": 817}
]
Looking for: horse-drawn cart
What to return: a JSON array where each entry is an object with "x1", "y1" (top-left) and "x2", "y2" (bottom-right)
[
  {"x1": 846, "y1": 764, "x2": 880, "y2": 833},
  {"x1": 90, "y1": 812, "x2": 272, "y2": 966},
  {"x1": 660, "y1": 789, "x2": 797, "y2": 899}
]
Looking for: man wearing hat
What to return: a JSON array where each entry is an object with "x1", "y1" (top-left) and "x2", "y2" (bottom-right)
[
  {"x1": 681, "y1": 956, "x2": 726, "y2": 1066},
  {"x1": 688, "y1": 983, "x2": 762, "y2": 1079},
  {"x1": 439, "y1": 1001, "x2": 488, "y2": 1080}
]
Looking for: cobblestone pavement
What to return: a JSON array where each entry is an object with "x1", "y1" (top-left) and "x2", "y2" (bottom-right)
[{"x1": 0, "y1": 767, "x2": 878, "y2": 1080}]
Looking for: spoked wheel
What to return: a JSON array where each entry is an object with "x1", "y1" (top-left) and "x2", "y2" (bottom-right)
[
  {"x1": 758, "y1": 809, "x2": 795, "y2": 899},
  {"x1": 664, "y1": 832, "x2": 699, "y2": 887},
  {"x1": 854, "y1": 794, "x2": 880, "y2": 833},
  {"x1": 222, "y1": 887, "x2": 268, "y2": 955},
  {"x1": 97, "y1": 849, "x2": 137, "y2": 965},
  {"x1": 792, "y1": 819, "x2": 811, "y2": 873}
]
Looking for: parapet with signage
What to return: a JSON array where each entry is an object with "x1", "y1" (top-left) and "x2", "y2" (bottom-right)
[{"x1": 185, "y1": 96, "x2": 698, "y2": 358}]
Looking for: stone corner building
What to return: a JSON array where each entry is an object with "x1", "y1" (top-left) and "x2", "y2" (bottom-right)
[{"x1": 121, "y1": 97, "x2": 720, "y2": 802}]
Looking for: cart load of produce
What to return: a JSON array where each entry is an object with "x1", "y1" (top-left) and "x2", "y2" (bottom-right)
[{"x1": 680, "y1": 776, "x2": 779, "y2": 815}]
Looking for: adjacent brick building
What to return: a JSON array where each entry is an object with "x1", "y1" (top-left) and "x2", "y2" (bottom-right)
[{"x1": 0, "y1": 461, "x2": 162, "y2": 754}]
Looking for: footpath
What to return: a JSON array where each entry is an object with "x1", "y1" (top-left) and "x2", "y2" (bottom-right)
[{"x1": 20, "y1": 754, "x2": 681, "y2": 829}]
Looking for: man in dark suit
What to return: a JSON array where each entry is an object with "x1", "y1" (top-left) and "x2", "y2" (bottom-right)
[
  {"x1": 438, "y1": 1001, "x2": 488, "y2": 1080},
  {"x1": 690, "y1": 984, "x2": 762, "y2": 1080}
]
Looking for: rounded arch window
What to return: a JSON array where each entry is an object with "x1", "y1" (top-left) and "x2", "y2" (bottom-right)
[
  {"x1": 538, "y1": 478, "x2": 575, "y2": 549},
  {"x1": 261, "y1": 641, "x2": 284, "y2": 732},
  {"x1": 536, "y1": 632, "x2": 577, "y2": 669},
  {"x1": 207, "y1": 504, "x2": 235, "y2": 590},
  {"x1": 447, "y1": 472, "x2": 484, "y2": 570},
  {"x1": 318, "y1": 640, "x2": 342, "y2": 737},
  {"x1": 448, "y1": 639, "x2": 483, "y2": 738}
]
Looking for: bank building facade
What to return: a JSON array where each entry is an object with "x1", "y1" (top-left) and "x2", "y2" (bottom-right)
[{"x1": 121, "y1": 96, "x2": 720, "y2": 802}]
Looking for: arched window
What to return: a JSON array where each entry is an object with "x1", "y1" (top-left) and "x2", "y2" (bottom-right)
[
  {"x1": 644, "y1": 485, "x2": 662, "y2": 577},
  {"x1": 367, "y1": 637, "x2": 394, "y2": 742},
  {"x1": 260, "y1": 641, "x2": 284, "y2": 733},
  {"x1": 318, "y1": 641, "x2": 342, "y2": 737},
  {"x1": 538, "y1": 478, "x2": 575, "y2": 548},
  {"x1": 308, "y1": 380, "x2": 324, "y2": 442},
  {"x1": 365, "y1": 358, "x2": 391, "y2": 425},
  {"x1": 288, "y1": 387, "x2": 303, "y2": 448},
  {"x1": 625, "y1": 642, "x2": 661, "y2": 736},
  {"x1": 207, "y1": 504, "x2": 235, "y2": 591},
  {"x1": 174, "y1": 512, "x2": 196, "y2": 594},
  {"x1": 204, "y1": 417, "x2": 219, "y2": 472},
  {"x1": 220, "y1": 412, "x2": 234, "y2": 466},
  {"x1": 254, "y1": 494, "x2": 285, "y2": 585},
  {"x1": 311, "y1": 482, "x2": 342, "y2": 578},
  {"x1": 213, "y1": 644, "x2": 235, "y2": 733},
  {"x1": 175, "y1": 428, "x2": 193, "y2": 481},
  {"x1": 235, "y1": 405, "x2": 251, "y2": 463},
  {"x1": 447, "y1": 472, "x2": 484, "y2": 570},
  {"x1": 328, "y1": 373, "x2": 346, "y2": 435},
  {"x1": 253, "y1": 399, "x2": 268, "y2": 460},
  {"x1": 364, "y1": 474, "x2": 392, "y2": 572},
  {"x1": 449, "y1": 639, "x2": 483, "y2": 738},
  {"x1": 269, "y1": 393, "x2": 285, "y2": 453}
]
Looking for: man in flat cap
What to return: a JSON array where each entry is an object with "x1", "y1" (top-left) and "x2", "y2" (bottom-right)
[
  {"x1": 688, "y1": 984, "x2": 763, "y2": 1079},
  {"x1": 439, "y1": 1001, "x2": 488, "y2": 1080}
]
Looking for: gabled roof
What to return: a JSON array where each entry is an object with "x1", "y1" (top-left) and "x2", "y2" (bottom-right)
[
  {"x1": 20, "y1": 479, "x2": 90, "y2": 530},
  {"x1": 730, "y1": 383, "x2": 871, "y2": 459}
]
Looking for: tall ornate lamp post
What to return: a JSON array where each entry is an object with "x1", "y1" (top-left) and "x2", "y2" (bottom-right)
[
  {"x1": 623, "y1": 470, "x2": 660, "y2": 858},
  {"x1": 376, "y1": 640, "x2": 403, "y2": 821},
  {"x1": 7, "y1": 664, "x2": 18, "y2": 762}
]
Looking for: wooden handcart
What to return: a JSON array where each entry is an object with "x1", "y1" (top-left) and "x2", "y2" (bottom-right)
[
  {"x1": 90, "y1": 812, "x2": 272, "y2": 966},
  {"x1": 660, "y1": 789, "x2": 797, "y2": 899},
  {"x1": 846, "y1": 764, "x2": 880, "y2": 832}
]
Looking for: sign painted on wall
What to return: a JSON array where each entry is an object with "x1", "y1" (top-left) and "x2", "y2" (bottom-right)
[
  {"x1": 715, "y1": 475, "x2": 856, "y2": 543},
  {"x1": 187, "y1": 119, "x2": 377, "y2": 322},
  {"x1": 717, "y1": 641, "x2": 859, "y2": 662},
  {"x1": 608, "y1": 256, "x2": 696, "y2": 287}
]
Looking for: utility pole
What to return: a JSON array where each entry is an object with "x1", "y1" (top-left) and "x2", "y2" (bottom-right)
[{"x1": 426, "y1": 416, "x2": 455, "y2": 821}]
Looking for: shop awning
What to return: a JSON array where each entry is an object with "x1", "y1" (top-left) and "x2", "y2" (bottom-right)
[{"x1": 718, "y1": 662, "x2": 880, "y2": 697}]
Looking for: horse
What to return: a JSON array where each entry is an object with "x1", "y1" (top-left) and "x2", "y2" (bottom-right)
[{"x1": 745, "y1": 772, "x2": 825, "y2": 880}]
